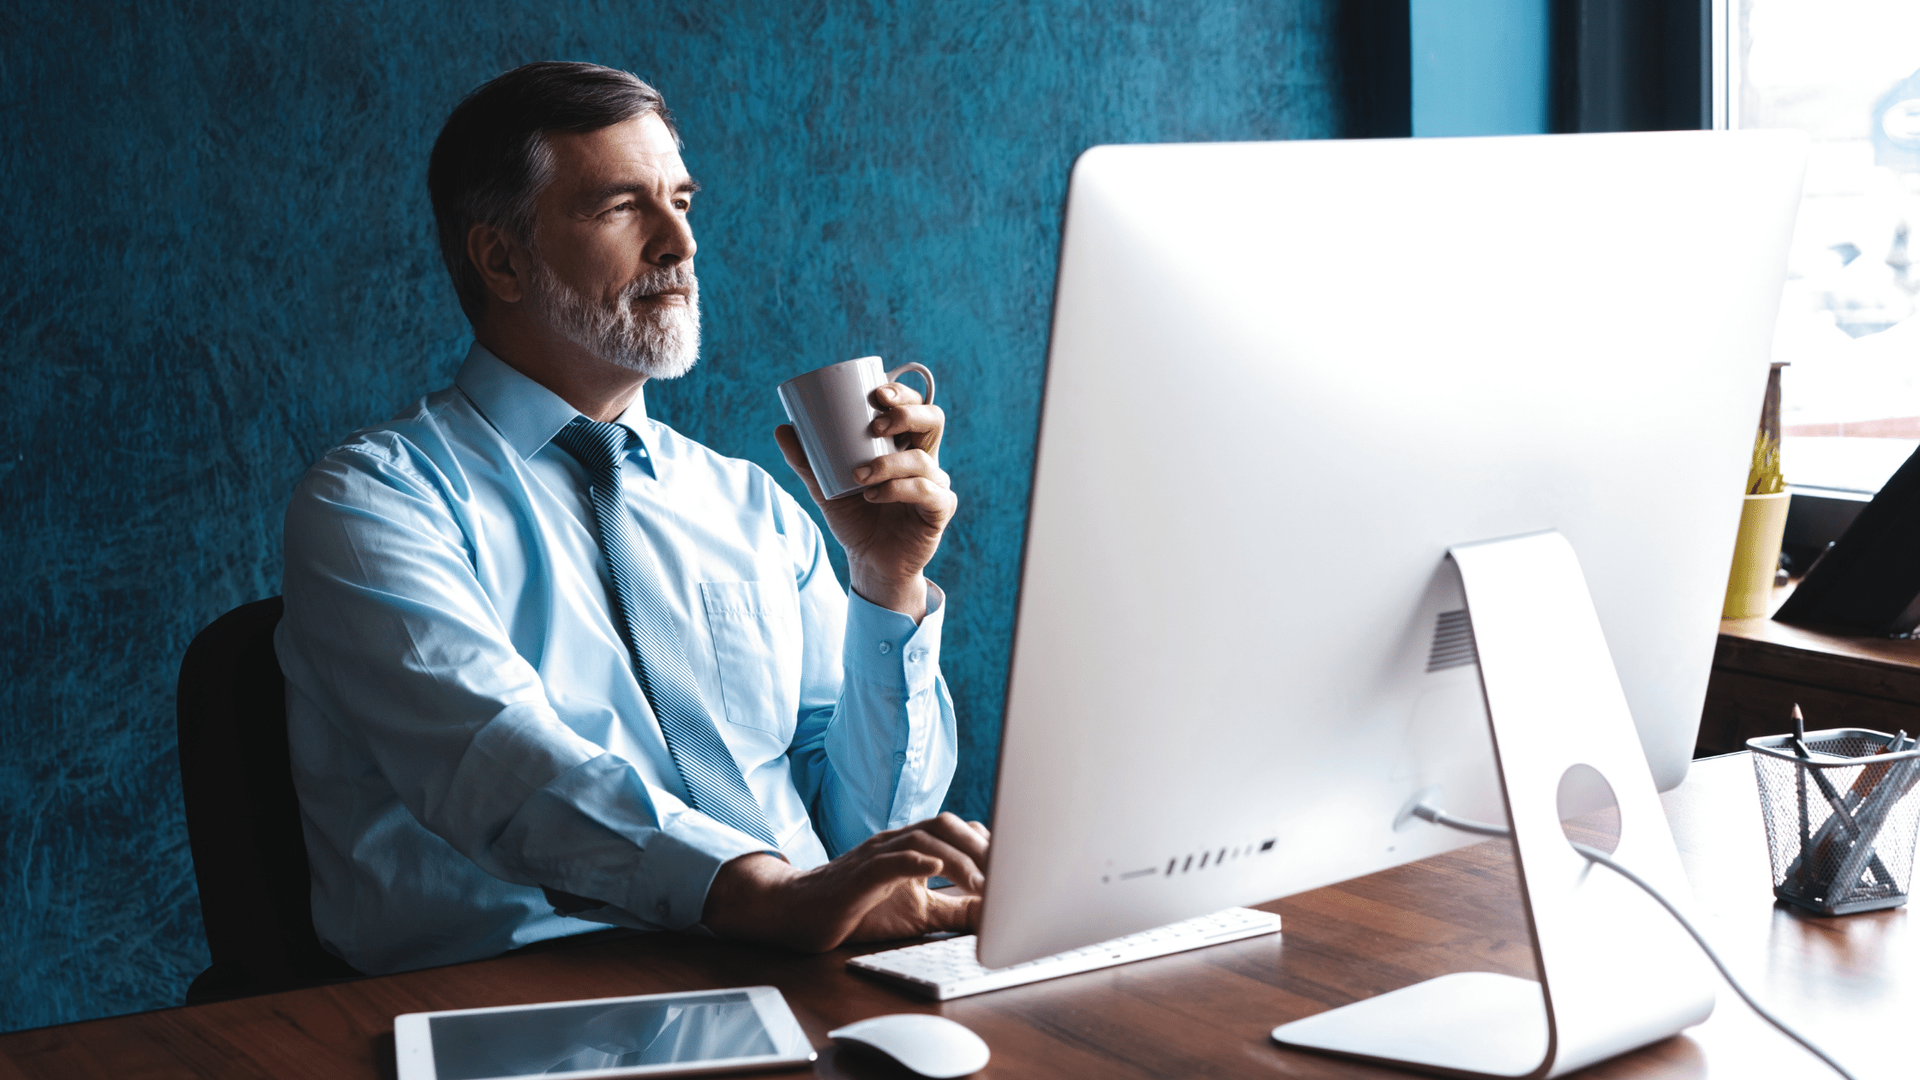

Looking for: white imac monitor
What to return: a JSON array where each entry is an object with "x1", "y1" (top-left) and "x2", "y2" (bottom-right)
[{"x1": 979, "y1": 129, "x2": 1806, "y2": 986}]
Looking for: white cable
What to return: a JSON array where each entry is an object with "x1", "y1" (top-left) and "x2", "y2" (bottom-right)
[
  {"x1": 1413, "y1": 804, "x2": 1858, "y2": 1080},
  {"x1": 1568, "y1": 841, "x2": 1857, "y2": 1080},
  {"x1": 1410, "y1": 803, "x2": 1511, "y2": 837}
]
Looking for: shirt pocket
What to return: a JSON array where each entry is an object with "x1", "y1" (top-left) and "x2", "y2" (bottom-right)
[{"x1": 699, "y1": 580, "x2": 801, "y2": 737}]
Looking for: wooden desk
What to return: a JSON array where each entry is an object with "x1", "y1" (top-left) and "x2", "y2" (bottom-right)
[
  {"x1": 1, "y1": 756, "x2": 1907, "y2": 1079},
  {"x1": 1699, "y1": 584, "x2": 1920, "y2": 756}
]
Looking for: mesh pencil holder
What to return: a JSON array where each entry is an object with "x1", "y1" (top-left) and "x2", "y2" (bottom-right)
[{"x1": 1748, "y1": 728, "x2": 1920, "y2": 916}]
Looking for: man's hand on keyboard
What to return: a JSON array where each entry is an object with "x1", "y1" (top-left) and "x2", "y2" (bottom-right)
[{"x1": 702, "y1": 813, "x2": 990, "y2": 952}]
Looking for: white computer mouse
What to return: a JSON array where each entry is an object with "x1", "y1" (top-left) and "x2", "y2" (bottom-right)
[{"x1": 827, "y1": 1013, "x2": 990, "y2": 1078}]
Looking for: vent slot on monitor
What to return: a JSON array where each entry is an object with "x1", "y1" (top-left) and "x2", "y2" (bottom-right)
[
  {"x1": 1106, "y1": 838, "x2": 1279, "y2": 884},
  {"x1": 1426, "y1": 609, "x2": 1478, "y2": 672}
]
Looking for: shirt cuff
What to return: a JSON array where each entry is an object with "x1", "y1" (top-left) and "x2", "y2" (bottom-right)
[
  {"x1": 844, "y1": 581, "x2": 945, "y2": 693},
  {"x1": 524, "y1": 755, "x2": 776, "y2": 933},
  {"x1": 634, "y1": 809, "x2": 780, "y2": 931}
]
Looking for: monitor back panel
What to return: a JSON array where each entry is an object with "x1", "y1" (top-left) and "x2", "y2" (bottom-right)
[{"x1": 980, "y1": 131, "x2": 1806, "y2": 968}]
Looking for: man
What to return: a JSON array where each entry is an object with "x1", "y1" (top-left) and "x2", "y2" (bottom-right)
[{"x1": 275, "y1": 61, "x2": 986, "y2": 975}]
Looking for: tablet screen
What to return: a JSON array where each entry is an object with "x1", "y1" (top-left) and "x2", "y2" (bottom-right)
[{"x1": 428, "y1": 992, "x2": 777, "y2": 1079}]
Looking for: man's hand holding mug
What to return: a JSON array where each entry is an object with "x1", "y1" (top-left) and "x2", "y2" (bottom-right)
[{"x1": 775, "y1": 356, "x2": 951, "y2": 622}]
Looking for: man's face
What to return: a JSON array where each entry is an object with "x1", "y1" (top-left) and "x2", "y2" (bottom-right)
[{"x1": 521, "y1": 113, "x2": 701, "y2": 378}]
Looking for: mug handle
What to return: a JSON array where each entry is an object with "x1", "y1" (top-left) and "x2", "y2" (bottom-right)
[{"x1": 884, "y1": 362, "x2": 936, "y2": 407}]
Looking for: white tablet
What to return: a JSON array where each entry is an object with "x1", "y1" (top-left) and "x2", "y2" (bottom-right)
[{"x1": 393, "y1": 986, "x2": 816, "y2": 1080}]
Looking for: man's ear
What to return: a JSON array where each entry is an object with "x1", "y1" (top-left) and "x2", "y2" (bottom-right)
[{"x1": 467, "y1": 222, "x2": 528, "y2": 305}]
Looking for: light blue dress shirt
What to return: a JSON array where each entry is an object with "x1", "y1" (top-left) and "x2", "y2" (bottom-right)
[{"x1": 275, "y1": 343, "x2": 957, "y2": 975}]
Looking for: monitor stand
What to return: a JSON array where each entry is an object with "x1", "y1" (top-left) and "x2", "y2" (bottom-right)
[{"x1": 1271, "y1": 530, "x2": 1716, "y2": 1079}]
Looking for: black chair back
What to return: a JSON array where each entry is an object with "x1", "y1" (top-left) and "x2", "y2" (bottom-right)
[{"x1": 177, "y1": 596, "x2": 358, "y2": 1002}]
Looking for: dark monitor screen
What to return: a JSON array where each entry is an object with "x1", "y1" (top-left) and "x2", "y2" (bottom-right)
[{"x1": 428, "y1": 993, "x2": 775, "y2": 1079}]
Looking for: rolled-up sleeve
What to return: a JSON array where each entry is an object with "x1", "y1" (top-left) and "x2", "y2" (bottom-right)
[{"x1": 278, "y1": 443, "x2": 770, "y2": 932}]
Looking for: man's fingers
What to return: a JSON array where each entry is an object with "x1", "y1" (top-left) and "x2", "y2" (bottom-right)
[
  {"x1": 919, "y1": 811, "x2": 990, "y2": 863},
  {"x1": 871, "y1": 402, "x2": 942, "y2": 437},
  {"x1": 908, "y1": 834, "x2": 985, "y2": 892},
  {"x1": 860, "y1": 478, "x2": 958, "y2": 526},
  {"x1": 870, "y1": 381, "x2": 925, "y2": 409},
  {"x1": 854, "y1": 448, "x2": 947, "y2": 489},
  {"x1": 969, "y1": 820, "x2": 992, "y2": 872},
  {"x1": 773, "y1": 424, "x2": 829, "y2": 504},
  {"x1": 874, "y1": 828, "x2": 985, "y2": 891},
  {"x1": 882, "y1": 814, "x2": 991, "y2": 891},
  {"x1": 871, "y1": 402, "x2": 944, "y2": 448},
  {"x1": 869, "y1": 383, "x2": 943, "y2": 457},
  {"x1": 773, "y1": 423, "x2": 816, "y2": 483},
  {"x1": 921, "y1": 889, "x2": 983, "y2": 934},
  {"x1": 854, "y1": 850, "x2": 943, "y2": 892}
]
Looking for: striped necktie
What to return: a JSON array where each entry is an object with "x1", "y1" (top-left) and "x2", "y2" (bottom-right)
[{"x1": 552, "y1": 418, "x2": 778, "y2": 847}]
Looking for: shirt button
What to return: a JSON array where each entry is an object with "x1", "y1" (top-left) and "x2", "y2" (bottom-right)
[
  {"x1": 656, "y1": 900, "x2": 669, "y2": 916},
  {"x1": 878, "y1": 641, "x2": 892, "y2": 655},
  {"x1": 894, "y1": 751, "x2": 906, "y2": 764},
  {"x1": 909, "y1": 650, "x2": 927, "y2": 662}
]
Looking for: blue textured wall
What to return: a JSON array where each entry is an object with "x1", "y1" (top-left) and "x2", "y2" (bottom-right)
[{"x1": 1, "y1": 0, "x2": 1339, "y2": 1032}]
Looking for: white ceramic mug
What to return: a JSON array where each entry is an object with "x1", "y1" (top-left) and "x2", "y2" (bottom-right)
[{"x1": 778, "y1": 356, "x2": 936, "y2": 500}]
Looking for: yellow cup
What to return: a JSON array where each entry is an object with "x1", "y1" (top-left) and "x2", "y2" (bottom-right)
[{"x1": 1722, "y1": 491, "x2": 1792, "y2": 618}]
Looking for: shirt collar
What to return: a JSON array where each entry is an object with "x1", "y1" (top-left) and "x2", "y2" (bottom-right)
[{"x1": 454, "y1": 342, "x2": 654, "y2": 460}]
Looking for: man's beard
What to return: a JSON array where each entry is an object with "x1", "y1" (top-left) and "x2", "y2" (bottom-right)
[{"x1": 524, "y1": 258, "x2": 702, "y2": 379}]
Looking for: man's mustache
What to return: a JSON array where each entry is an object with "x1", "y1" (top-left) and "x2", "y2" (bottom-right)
[{"x1": 622, "y1": 263, "x2": 698, "y2": 303}]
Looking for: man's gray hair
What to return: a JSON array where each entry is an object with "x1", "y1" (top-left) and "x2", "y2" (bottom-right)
[{"x1": 428, "y1": 62, "x2": 678, "y2": 323}]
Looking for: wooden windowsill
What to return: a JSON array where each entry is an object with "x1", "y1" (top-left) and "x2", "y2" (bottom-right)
[{"x1": 1701, "y1": 578, "x2": 1920, "y2": 755}]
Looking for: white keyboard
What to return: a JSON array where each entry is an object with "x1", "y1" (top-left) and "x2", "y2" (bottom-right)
[{"x1": 847, "y1": 907, "x2": 1281, "y2": 1000}]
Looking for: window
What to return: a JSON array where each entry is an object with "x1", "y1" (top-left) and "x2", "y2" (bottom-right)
[{"x1": 1724, "y1": 0, "x2": 1920, "y2": 494}]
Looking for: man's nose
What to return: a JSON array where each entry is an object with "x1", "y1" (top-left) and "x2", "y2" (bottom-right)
[{"x1": 650, "y1": 211, "x2": 696, "y2": 267}]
